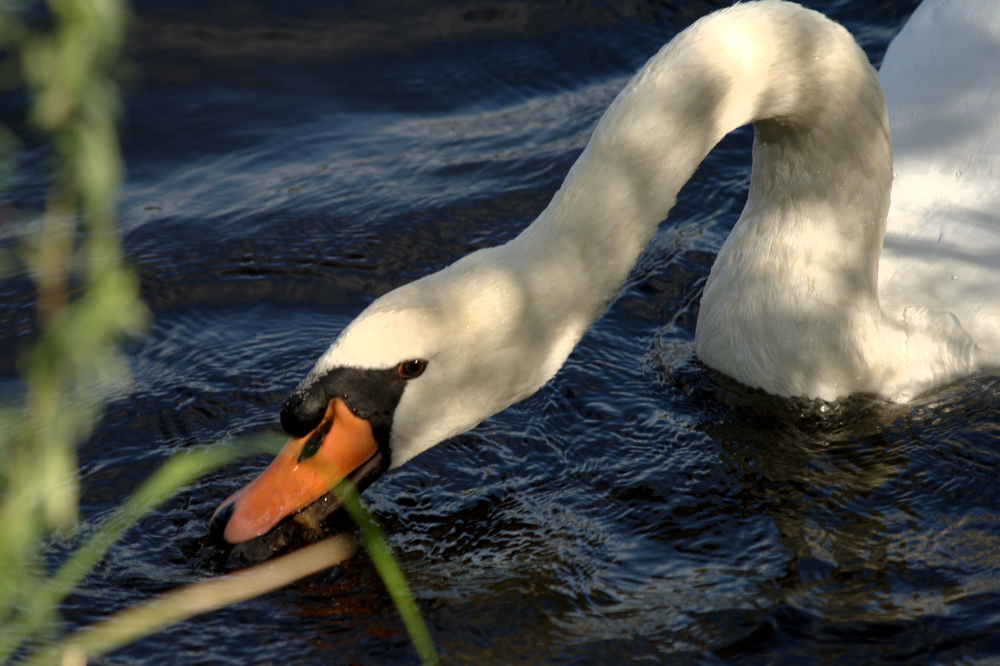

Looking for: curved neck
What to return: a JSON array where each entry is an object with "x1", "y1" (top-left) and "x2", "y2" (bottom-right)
[
  {"x1": 504, "y1": 1, "x2": 891, "y2": 398},
  {"x1": 524, "y1": 1, "x2": 888, "y2": 299}
]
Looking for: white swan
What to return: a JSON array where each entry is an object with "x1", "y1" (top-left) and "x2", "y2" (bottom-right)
[
  {"x1": 212, "y1": 0, "x2": 1000, "y2": 544},
  {"x1": 876, "y1": 0, "x2": 1000, "y2": 384}
]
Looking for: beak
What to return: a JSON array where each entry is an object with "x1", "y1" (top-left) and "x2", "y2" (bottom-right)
[{"x1": 211, "y1": 397, "x2": 380, "y2": 544}]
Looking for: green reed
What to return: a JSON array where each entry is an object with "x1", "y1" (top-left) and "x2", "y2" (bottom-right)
[{"x1": 1, "y1": 0, "x2": 149, "y2": 657}]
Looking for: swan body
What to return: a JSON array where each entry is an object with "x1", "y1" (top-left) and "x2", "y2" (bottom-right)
[
  {"x1": 696, "y1": 0, "x2": 1000, "y2": 401},
  {"x1": 877, "y1": 0, "x2": 1000, "y2": 373},
  {"x1": 213, "y1": 0, "x2": 1000, "y2": 544}
]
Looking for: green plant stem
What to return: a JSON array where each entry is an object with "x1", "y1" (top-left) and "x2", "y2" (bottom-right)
[
  {"x1": 23, "y1": 535, "x2": 357, "y2": 666},
  {"x1": 334, "y1": 482, "x2": 441, "y2": 666},
  {"x1": 0, "y1": 435, "x2": 284, "y2": 663}
]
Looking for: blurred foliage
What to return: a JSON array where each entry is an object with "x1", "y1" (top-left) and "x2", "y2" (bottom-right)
[
  {"x1": 0, "y1": 0, "x2": 149, "y2": 658},
  {"x1": 0, "y1": 1, "x2": 437, "y2": 663}
]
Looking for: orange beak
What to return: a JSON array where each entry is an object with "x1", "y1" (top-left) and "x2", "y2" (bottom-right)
[{"x1": 213, "y1": 397, "x2": 379, "y2": 544}]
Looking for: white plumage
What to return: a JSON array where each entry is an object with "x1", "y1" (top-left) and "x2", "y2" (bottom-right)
[
  {"x1": 305, "y1": 0, "x2": 999, "y2": 466},
  {"x1": 878, "y1": 0, "x2": 1000, "y2": 374}
]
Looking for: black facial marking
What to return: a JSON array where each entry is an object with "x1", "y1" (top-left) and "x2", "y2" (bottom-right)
[{"x1": 280, "y1": 366, "x2": 412, "y2": 450}]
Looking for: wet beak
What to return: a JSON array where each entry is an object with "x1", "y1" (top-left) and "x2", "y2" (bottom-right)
[{"x1": 211, "y1": 397, "x2": 379, "y2": 544}]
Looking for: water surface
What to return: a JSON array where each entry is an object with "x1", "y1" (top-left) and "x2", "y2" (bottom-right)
[{"x1": 5, "y1": 0, "x2": 1000, "y2": 663}]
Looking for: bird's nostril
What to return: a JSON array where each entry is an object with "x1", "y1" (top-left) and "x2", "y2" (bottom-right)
[{"x1": 297, "y1": 419, "x2": 333, "y2": 463}]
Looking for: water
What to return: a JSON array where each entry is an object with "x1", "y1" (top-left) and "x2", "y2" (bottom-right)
[{"x1": 6, "y1": 0, "x2": 1000, "y2": 663}]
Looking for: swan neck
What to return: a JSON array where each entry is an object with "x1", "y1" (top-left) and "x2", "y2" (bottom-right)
[
  {"x1": 510, "y1": 2, "x2": 893, "y2": 400},
  {"x1": 520, "y1": 2, "x2": 890, "y2": 321}
]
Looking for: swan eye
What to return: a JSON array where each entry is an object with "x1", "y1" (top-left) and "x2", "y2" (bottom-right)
[{"x1": 397, "y1": 359, "x2": 427, "y2": 379}]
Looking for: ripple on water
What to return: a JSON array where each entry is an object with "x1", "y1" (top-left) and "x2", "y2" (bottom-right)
[{"x1": 9, "y1": 0, "x2": 999, "y2": 663}]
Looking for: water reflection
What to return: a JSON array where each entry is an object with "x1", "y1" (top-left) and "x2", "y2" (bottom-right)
[{"x1": 688, "y1": 369, "x2": 1000, "y2": 654}]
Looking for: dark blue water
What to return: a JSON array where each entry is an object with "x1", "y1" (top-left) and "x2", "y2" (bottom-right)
[{"x1": 5, "y1": 0, "x2": 1000, "y2": 663}]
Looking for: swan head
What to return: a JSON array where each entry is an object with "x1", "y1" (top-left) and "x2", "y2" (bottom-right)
[{"x1": 212, "y1": 247, "x2": 581, "y2": 544}]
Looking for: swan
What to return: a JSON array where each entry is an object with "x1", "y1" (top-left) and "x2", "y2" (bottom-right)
[{"x1": 212, "y1": 0, "x2": 1000, "y2": 544}]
